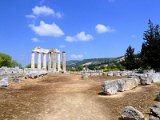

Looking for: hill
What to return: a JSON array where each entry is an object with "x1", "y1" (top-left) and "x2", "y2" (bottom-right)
[{"x1": 66, "y1": 56, "x2": 125, "y2": 71}]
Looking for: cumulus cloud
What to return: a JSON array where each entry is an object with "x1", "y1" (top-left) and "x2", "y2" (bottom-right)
[
  {"x1": 26, "y1": 6, "x2": 63, "y2": 19},
  {"x1": 32, "y1": 6, "x2": 62, "y2": 18},
  {"x1": 95, "y1": 24, "x2": 114, "y2": 34},
  {"x1": 71, "y1": 54, "x2": 84, "y2": 59},
  {"x1": 65, "y1": 31, "x2": 93, "y2": 42},
  {"x1": 29, "y1": 21, "x2": 64, "y2": 37},
  {"x1": 32, "y1": 6, "x2": 54, "y2": 16},
  {"x1": 32, "y1": 37, "x2": 40, "y2": 42}
]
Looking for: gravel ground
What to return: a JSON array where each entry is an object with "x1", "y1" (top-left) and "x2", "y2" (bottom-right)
[{"x1": 0, "y1": 74, "x2": 159, "y2": 120}]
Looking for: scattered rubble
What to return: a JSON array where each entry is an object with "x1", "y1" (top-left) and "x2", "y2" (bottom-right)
[{"x1": 0, "y1": 67, "x2": 48, "y2": 87}]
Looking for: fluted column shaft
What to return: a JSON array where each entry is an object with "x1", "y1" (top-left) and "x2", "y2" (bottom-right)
[
  {"x1": 38, "y1": 52, "x2": 41, "y2": 69},
  {"x1": 31, "y1": 52, "x2": 35, "y2": 69},
  {"x1": 62, "y1": 51, "x2": 66, "y2": 72},
  {"x1": 57, "y1": 53, "x2": 61, "y2": 71},
  {"x1": 53, "y1": 52, "x2": 57, "y2": 71},
  {"x1": 48, "y1": 53, "x2": 51, "y2": 70},
  {"x1": 43, "y1": 53, "x2": 46, "y2": 69}
]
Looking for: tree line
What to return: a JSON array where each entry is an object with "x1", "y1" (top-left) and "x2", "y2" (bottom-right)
[
  {"x1": 122, "y1": 20, "x2": 160, "y2": 71},
  {"x1": 0, "y1": 53, "x2": 22, "y2": 68}
]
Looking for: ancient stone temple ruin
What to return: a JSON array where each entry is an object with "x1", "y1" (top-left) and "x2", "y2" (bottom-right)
[{"x1": 31, "y1": 47, "x2": 66, "y2": 72}]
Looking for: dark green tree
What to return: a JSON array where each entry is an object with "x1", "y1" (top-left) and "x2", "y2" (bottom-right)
[
  {"x1": 121, "y1": 46, "x2": 137, "y2": 70},
  {"x1": 0, "y1": 53, "x2": 12, "y2": 67},
  {"x1": 25, "y1": 63, "x2": 37, "y2": 68},
  {"x1": 141, "y1": 20, "x2": 160, "y2": 71},
  {"x1": 75, "y1": 65, "x2": 83, "y2": 71}
]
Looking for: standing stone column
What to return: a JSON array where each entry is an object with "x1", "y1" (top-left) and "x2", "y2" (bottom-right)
[
  {"x1": 43, "y1": 53, "x2": 47, "y2": 69},
  {"x1": 53, "y1": 52, "x2": 57, "y2": 72},
  {"x1": 31, "y1": 52, "x2": 35, "y2": 69},
  {"x1": 57, "y1": 53, "x2": 61, "y2": 71},
  {"x1": 48, "y1": 53, "x2": 51, "y2": 70},
  {"x1": 62, "y1": 51, "x2": 66, "y2": 72},
  {"x1": 38, "y1": 52, "x2": 41, "y2": 69}
]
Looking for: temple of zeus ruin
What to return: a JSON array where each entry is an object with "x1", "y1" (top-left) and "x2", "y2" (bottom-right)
[{"x1": 31, "y1": 47, "x2": 66, "y2": 72}]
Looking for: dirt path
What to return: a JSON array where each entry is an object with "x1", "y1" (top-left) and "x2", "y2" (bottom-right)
[
  {"x1": 0, "y1": 74, "x2": 160, "y2": 120},
  {"x1": 38, "y1": 74, "x2": 110, "y2": 120},
  {"x1": 0, "y1": 74, "x2": 111, "y2": 120}
]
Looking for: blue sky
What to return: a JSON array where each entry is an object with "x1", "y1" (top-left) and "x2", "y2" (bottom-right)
[{"x1": 0, "y1": 0, "x2": 160, "y2": 66}]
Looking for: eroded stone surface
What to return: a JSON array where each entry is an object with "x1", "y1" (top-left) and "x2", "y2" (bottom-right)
[
  {"x1": 102, "y1": 78, "x2": 139, "y2": 95},
  {"x1": 150, "y1": 103, "x2": 160, "y2": 119},
  {"x1": 120, "y1": 106, "x2": 144, "y2": 120}
]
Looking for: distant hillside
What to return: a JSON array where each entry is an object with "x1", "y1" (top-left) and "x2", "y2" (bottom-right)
[
  {"x1": 67, "y1": 56, "x2": 124, "y2": 67},
  {"x1": 66, "y1": 60, "x2": 80, "y2": 66}
]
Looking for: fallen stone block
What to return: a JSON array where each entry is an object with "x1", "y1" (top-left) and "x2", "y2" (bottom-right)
[
  {"x1": 120, "y1": 106, "x2": 144, "y2": 120},
  {"x1": 107, "y1": 72, "x2": 113, "y2": 76},
  {"x1": 149, "y1": 115, "x2": 160, "y2": 120},
  {"x1": 155, "y1": 92, "x2": 160, "y2": 102},
  {"x1": 113, "y1": 71, "x2": 121, "y2": 77},
  {"x1": 102, "y1": 78, "x2": 139, "y2": 95},
  {"x1": 122, "y1": 78, "x2": 139, "y2": 91},
  {"x1": 12, "y1": 77, "x2": 22, "y2": 83},
  {"x1": 120, "y1": 71, "x2": 128, "y2": 76},
  {"x1": 0, "y1": 77, "x2": 9, "y2": 87},
  {"x1": 150, "y1": 103, "x2": 160, "y2": 119},
  {"x1": 148, "y1": 73, "x2": 160, "y2": 83},
  {"x1": 102, "y1": 79, "x2": 124, "y2": 95}
]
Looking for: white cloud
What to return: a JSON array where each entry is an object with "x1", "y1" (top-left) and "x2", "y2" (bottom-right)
[
  {"x1": 26, "y1": 6, "x2": 62, "y2": 19},
  {"x1": 95, "y1": 24, "x2": 114, "y2": 34},
  {"x1": 59, "y1": 45, "x2": 66, "y2": 48},
  {"x1": 29, "y1": 21, "x2": 64, "y2": 37},
  {"x1": 30, "y1": 6, "x2": 62, "y2": 18},
  {"x1": 32, "y1": 37, "x2": 39, "y2": 42},
  {"x1": 32, "y1": 6, "x2": 54, "y2": 16},
  {"x1": 65, "y1": 31, "x2": 93, "y2": 42},
  {"x1": 71, "y1": 54, "x2": 84, "y2": 59}
]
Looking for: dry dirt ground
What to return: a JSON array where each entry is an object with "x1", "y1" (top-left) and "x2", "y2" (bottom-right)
[{"x1": 0, "y1": 74, "x2": 160, "y2": 120}]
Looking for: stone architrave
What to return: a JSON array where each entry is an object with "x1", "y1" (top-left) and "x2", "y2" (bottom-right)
[
  {"x1": 31, "y1": 52, "x2": 35, "y2": 69},
  {"x1": 38, "y1": 52, "x2": 41, "y2": 69}
]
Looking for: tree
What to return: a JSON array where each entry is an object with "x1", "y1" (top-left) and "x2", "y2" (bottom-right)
[
  {"x1": 25, "y1": 63, "x2": 37, "y2": 68},
  {"x1": 75, "y1": 65, "x2": 83, "y2": 71},
  {"x1": 121, "y1": 46, "x2": 137, "y2": 70},
  {"x1": 11, "y1": 60, "x2": 23, "y2": 69},
  {"x1": 0, "y1": 53, "x2": 12, "y2": 67},
  {"x1": 141, "y1": 20, "x2": 160, "y2": 71}
]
